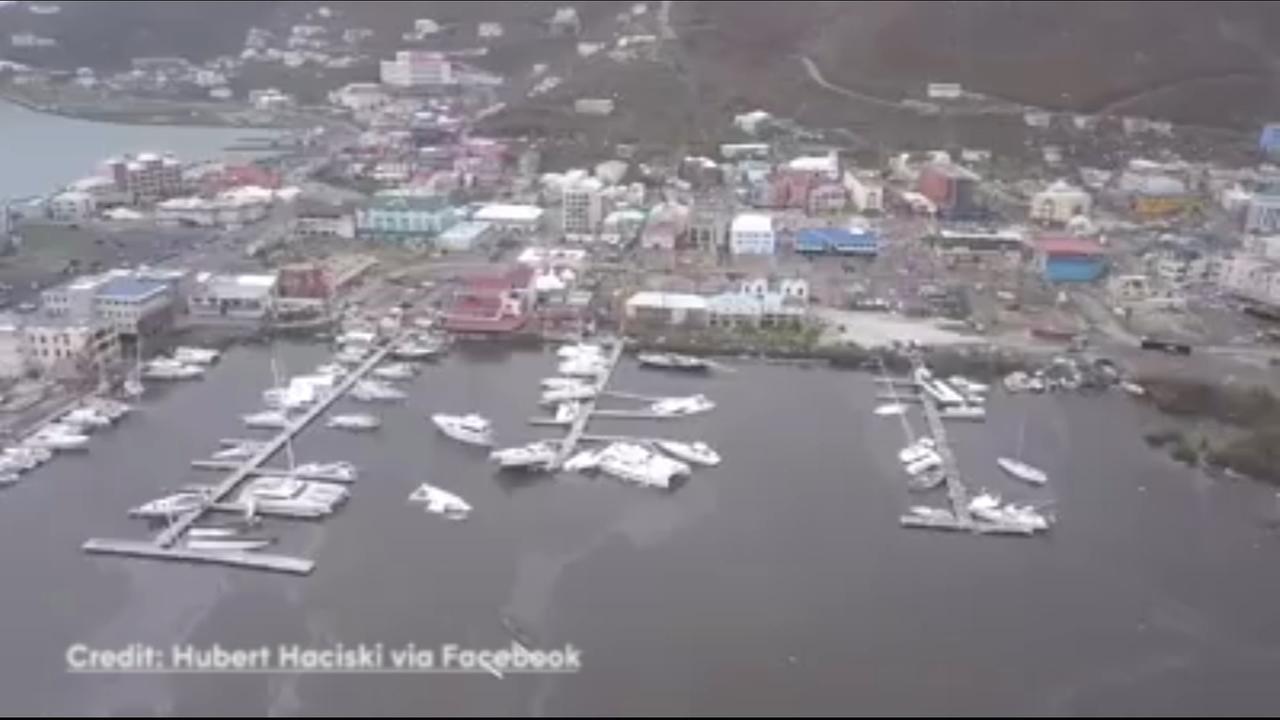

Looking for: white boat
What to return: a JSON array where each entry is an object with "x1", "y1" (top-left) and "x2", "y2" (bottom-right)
[
  {"x1": 314, "y1": 362, "x2": 347, "y2": 378},
  {"x1": 326, "y1": 413, "x2": 381, "y2": 431},
  {"x1": 129, "y1": 491, "x2": 211, "y2": 519},
  {"x1": 336, "y1": 330, "x2": 377, "y2": 347},
  {"x1": 334, "y1": 347, "x2": 368, "y2": 365},
  {"x1": 1003, "y1": 371, "x2": 1030, "y2": 393},
  {"x1": 655, "y1": 440, "x2": 721, "y2": 467},
  {"x1": 4, "y1": 446, "x2": 50, "y2": 469},
  {"x1": 392, "y1": 335, "x2": 446, "y2": 360},
  {"x1": 898, "y1": 437, "x2": 936, "y2": 464},
  {"x1": 293, "y1": 461, "x2": 358, "y2": 483},
  {"x1": 557, "y1": 358, "x2": 608, "y2": 377},
  {"x1": 563, "y1": 447, "x2": 604, "y2": 472},
  {"x1": 24, "y1": 424, "x2": 90, "y2": 451},
  {"x1": 874, "y1": 403, "x2": 907, "y2": 416},
  {"x1": 967, "y1": 492, "x2": 1005, "y2": 523},
  {"x1": 489, "y1": 441, "x2": 557, "y2": 470},
  {"x1": 349, "y1": 380, "x2": 406, "y2": 402},
  {"x1": 373, "y1": 363, "x2": 417, "y2": 381},
  {"x1": 997, "y1": 457, "x2": 1049, "y2": 486},
  {"x1": 556, "y1": 343, "x2": 605, "y2": 360},
  {"x1": 940, "y1": 404, "x2": 986, "y2": 421},
  {"x1": 908, "y1": 506, "x2": 955, "y2": 522},
  {"x1": 540, "y1": 384, "x2": 597, "y2": 404},
  {"x1": 122, "y1": 376, "x2": 146, "y2": 398},
  {"x1": 637, "y1": 352, "x2": 710, "y2": 372},
  {"x1": 649, "y1": 394, "x2": 716, "y2": 417},
  {"x1": 86, "y1": 397, "x2": 131, "y2": 420},
  {"x1": 432, "y1": 413, "x2": 494, "y2": 446},
  {"x1": 186, "y1": 537, "x2": 274, "y2": 552},
  {"x1": 904, "y1": 450, "x2": 943, "y2": 476},
  {"x1": 238, "y1": 476, "x2": 347, "y2": 516},
  {"x1": 142, "y1": 358, "x2": 204, "y2": 380},
  {"x1": 554, "y1": 402, "x2": 583, "y2": 424},
  {"x1": 211, "y1": 441, "x2": 264, "y2": 461},
  {"x1": 1120, "y1": 381, "x2": 1146, "y2": 397},
  {"x1": 968, "y1": 492, "x2": 1050, "y2": 531},
  {"x1": 1003, "y1": 503, "x2": 1051, "y2": 531},
  {"x1": 541, "y1": 377, "x2": 590, "y2": 390},
  {"x1": 173, "y1": 346, "x2": 221, "y2": 365},
  {"x1": 408, "y1": 483, "x2": 473, "y2": 520},
  {"x1": 60, "y1": 407, "x2": 113, "y2": 430},
  {"x1": 0, "y1": 472, "x2": 19, "y2": 487},
  {"x1": 187, "y1": 527, "x2": 242, "y2": 538},
  {"x1": 597, "y1": 442, "x2": 690, "y2": 489},
  {"x1": 242, "y1": 409, "x2": 292, "y2": 429}
]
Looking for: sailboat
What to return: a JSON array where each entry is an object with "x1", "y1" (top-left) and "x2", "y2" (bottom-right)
[
  {"x1": 122, "y1": 337, "x2": 145, "y2": 398},
  {"x1": 997, "y1": 411, "x2": 1049, "y2": 486}
]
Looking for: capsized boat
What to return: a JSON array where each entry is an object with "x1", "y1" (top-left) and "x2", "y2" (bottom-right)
[
  {"x1": 408, "y1": 483, "x2": 472, "y2": 520},
  {"x1": 326, "y1": 413, "x2": 381, "y2": 431},
  {"x1": 997, "y1": 457, "x2": 1049, "y2": 486},
  {"x1": 489, "y1": 441, "x2": 557, "y2": 470},
  {"x1": 637, "y1": 352, "x2": 710, "y2": 372},
  {"x1": 649, "y1": 394, "x2": 715, "y2": 417},
  {"x1": 432, "y1": 413, "x2": 494, "y2": 446},
  {"x1": 655, "y1": 440, "x2": 721, "y2": 467}
]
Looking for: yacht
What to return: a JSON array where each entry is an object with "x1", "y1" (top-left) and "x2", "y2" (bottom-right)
[
  {"x1": 904, "y1": 450, "x2": 943, "y2": 476},
  {"x1": 489, "y1": 441, "x2": 558, "y2": 470},
  {"x1": 24, "y1": 424, "x2": 90, "y2": 451},
  {"x1": 173, "y1": 346, "x2": 221, "y2": 365},
  {"x1": 563, "y1": 447, "x2": 604, "y2": 472},
  {"x1": 373, "y1": 363, "x2": 417, "y2": 381},
  {"x1": 334, "y1": 347, "x2": 368, "y2": 365},
  {"x1": 432, "y1": 414, "x2": 494, "y2": 446},
  {"x1": 129, "y1": 491, "x2": 211, "y2": 519},
  {"x1": 392, "y1": 335, "x2": 446, "y2": 360},
  {"x1": 554, "y1": 402, "x2": 583, "y2": 425},
  {"x1": 637, "y1": 352, "x2": 710, "y2": 372},
  {"x1": 541, "y1": 377, "x2": 590, "y2": 390},
  {"x1": 4, "y1": 446, "x2": 50, "y2": 469},
  {"x1": 1003, "y1": 503, "x2": 1051, "y2": 531},
  {"x1": 293, "y1": 461, "x2": 359, "y2": 483},
  {"x1": 967, "y1": 493, "x2": 1050, "y2": 531},
  {"x1": 238, "y1": 476, "x2": 347, "y2": 516},
  {"x1": 212, "y1": 440, "x2": 264, "y2": 461},
  {"x1": 336, "y1": 330, "x2": 378, "y2": 347},
  {"x1": 242, "y1": 409, "x2": 292, "y2": 429},
  {"x1": 556, "y1": 343, "x2": 605, "y2": 360},
  {"x1": 186, "y1": 537, "x2": 274, "y2": 552},
  {"x1": 898, "y1": 437, "x2": 937, "y2": 464},
  {"x1": 597, "y1": 443, "x2": 690, "y2": 489},
  {"x1": 408, "y1": 483, "x2": 473, "y2": 520},
  {"x1": 142, "y1": 358, "x2": 204, "y2": 380},
  {"x1": 649, "y1": 394, "x2": 716, "y2": 417},
  {"x1": 655, "y1": 440, "x2": 722, "y2": 467},
  {"x1": 540, "y1": 384, "x2": 597, "y2": 404},
  {"x1": 997, "y1": 457, "x2": 1049, "y2": 486},
  {"x1": 60, "y1": 407, "x2": 113, "y2": 430},
  {"x1": 939, "y1": 404, "x2": 986, "y2": 421},
  {"x1": 349, "y1": 380, "x2": 406, "y2": 402},
  {"x1": 187, "y1": 526, "x2": 242, "y2": 539},
  {"x1": 326, "y1": 413, "x2": 381, "y2": 431}
]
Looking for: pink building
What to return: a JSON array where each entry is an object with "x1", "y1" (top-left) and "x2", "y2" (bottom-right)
[{"x1": 807, "y1": 182, "x2": 847, "y2": 215}]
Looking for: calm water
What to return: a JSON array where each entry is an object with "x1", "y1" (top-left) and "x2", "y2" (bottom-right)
[
  {"x1": 0, "y1": 100, "x2": 280, "y2": 200},
  {"x1": 0, "y1": 342, "x2": 1278, "y2": 715}
]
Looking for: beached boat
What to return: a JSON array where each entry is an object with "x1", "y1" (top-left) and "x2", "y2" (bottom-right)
[{"x1": 655, "y1": 440, "x2": 721, "y2": 467}]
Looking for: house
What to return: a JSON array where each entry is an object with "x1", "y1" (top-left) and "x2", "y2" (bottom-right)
[
  {"x1": 808, "y1": 183, "x2": 847, "y2": 215},
  {"x1": 1117, "y1": 170, "x2": 1195, "y2": 219},
  {"x1": 105, "y1": 153, "x2": 183, "y2": 204},
  {"x1": 188, "y1": 273, "x2": 278, "y2": 321},
  {"x1": 48, "y1": 191, "x2": 95, "y2": 222},
  {"x1": 380, "y1": 50, "x2": 453, "y2": 87},
  {"x1": 356, "y1": 193, "x2": 458, "y2": 245},
  {"x1": 22, "y1": 316, "x2": 119, "y2": 380},
  {"x1": 730, "y1": 213, "x2": 775, "y2": 255},
  {"x1": 600, "y1": 209, "x2": 646, "y2": 246},
  {"x1": 1109, "y1": 274, "x2": 1152, "y2": 304},
  {"x1": 328, "y1": 82, "x2": 390, "y2": 113},
  {"x1": 623, "y1": 292, "x2": 708, "y2": 328},
  {"x1": 472, "y1": 203, "x2": 544, "y2": 233},
  {"x1": 1036, "y1": 235, "x2": 1107, "y2": 283},
  {"x1": 1030, "y1": 181, "x2": 1091, "y2": 225},
  {"x1": 843, "y1": 172, "x2": 884, "y2": 213},
  {"x1": 707, "y1": 277, "x2": 809, "y2": 328},
  {"x1": 640, "y1": 202, "x2": 689, "y2": 250},
  {"x1": 295, "y1": 200, "x2": 355, "y2": 239},
  {"x1": 689, "y1": 194, "x2": 731, "y2": 253},
  {"x1": 550, "y1": 6, "x2": 581, "y2": 36},
  {"x1": 248, "y1": 88, "x2": 293, "y2": 110}
]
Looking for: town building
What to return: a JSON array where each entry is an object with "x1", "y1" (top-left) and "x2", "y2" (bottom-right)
[
  {"x1": 1117, "y1": 170, "x2": 1196, "y2": 219},
  {"x1": 689, "y1": 193, "x2": 731, "y2": 253},
  {"x1": 708, "y1": 277, "x2": 809, "y2": 328},
  {"x1": 188, "y1": 273, "x2": 278, "y2": 321},
  {"x1": 380, "y1": 50, "x2": 453, "y2": 88},
  {"x1": 436, "y1": 221, "x2": 495, "y2": 252},
  {"x1": 439, "y1": 266, "x2": 534, "y2": 335},
  {"x1": 93, "y1": 275, "x2": 175, "y2": 335},
  {"x1": 794, "y1": 226, "x2": 879, "y2": 256},
  {"x1": 926, "y1": 228, "x2": 1025, "y2": 261},
  {"x1": 1245, "y1": 190, "x2": 1280, "y2": 235},
  {"x1": 295, "y1": 201, "x2": 355, "y2": 240},
  {"x1": 1108, "y1": 274, "x2": 1153, "y2": 304},
  {"x1": 623, "y1": 292, "x2": 708, "y2": 328},
  {"x1": 248, "y1": 88, "x2": 294, "y2": 110},
  {"x1": 472, "y1": 203, "x2": 544, "y2": 233},
  {"x1": 600, "y1": 209, "x2": 646, "y2": 246},
  {"x1": 155, "y1": 187, "x2": 273, "y2": 228},
  {"x1": 807, "y1": 182, "x2": 847, "y2": 215},
  {"x1": 105, "y1": 153, "x2": 184, "y2": 204},
  {"x1": 1030, "y1": 180, "x2": 1091, "y2": 225},
  {"x1": 356, "y1": 193, "x2": 458, "y2": 246},
  {"x1": 640, "y1": 203, "x2": 689, "y2": 250},
  {"x1": 842, "y1": 171, "x2": 884, "y2": 213},
  {"x1": 550, "y1": 6, "x2": 581, "y2": 36},
  {"x1": 1036, "y1": 234, "x2": 1107, "y2": 283},
  {"x1": 66, "y1": 176, "x2": 130, "y2": 208},
  {"x1": 729, "y1": 213, "x2": 776, "y2": 255},
  {"x1": 328, "y1": 82, "x2": 391, "y2": 113},
  {"x1": 574, "y1": 98, "x2": 615, "y2": 116},
  {"x1": 22, "y1": 316, "x2": 119, "y2": 380},
  {"x1": 561, "y1": 176, "x2": 605, "y2": 239},
  {"x1": 917, "y1": 162, "x2": 981, "y2": 218},
  {"x1": 48, "y1": 191, "x2": 95, "y2": 222}
]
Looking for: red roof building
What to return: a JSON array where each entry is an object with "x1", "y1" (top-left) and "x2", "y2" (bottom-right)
[{"x1": 440, "y1": 266, "x2": 534, "y2": 334}]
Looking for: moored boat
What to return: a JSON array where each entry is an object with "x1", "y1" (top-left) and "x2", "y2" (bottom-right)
[
  {"x1": 326, "y1": 413, "x2": 381, "y2": 431},
  {"x1": 997, "y1": 457, "x2": 1049, "y2": 486},
  {"x1": 432, "y1": 413, "x2": 495, "y2": 446},
  {"x1": 655, "y1": 439, "x2": 721, "y2": 467},
  {"x1": 637, "y1": 352, "x2": 710, "y2": 372}
]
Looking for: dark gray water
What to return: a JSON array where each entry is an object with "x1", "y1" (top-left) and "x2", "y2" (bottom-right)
[{"x1": 1, "y1": 341, "x2": 1279, "y2": 715}]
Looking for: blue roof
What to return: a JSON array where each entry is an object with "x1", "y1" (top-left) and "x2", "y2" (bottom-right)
[
  {"x1": 97, "y1": 276, "x2": 170, "y2": 301},
  {"x1": 796, "y1": 227, "x2": 878, "y2": 253}
]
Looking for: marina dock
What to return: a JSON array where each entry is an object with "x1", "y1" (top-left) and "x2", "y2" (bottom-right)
[
  {"x1": 599, "y1": 390, "x2": 666, "y2": 402},
  {"x1": 551, "y1": 342, "x2": 625, "y2": 469},
  {"x1": 84, "y1": 334, "x2": 404, "y2": 574},
  {"x1": 918, "y1": 373, "x2": 974, "y2": 527},
  {"x1": 189, "y1": 460, "x2": 358, "y2": 484}
]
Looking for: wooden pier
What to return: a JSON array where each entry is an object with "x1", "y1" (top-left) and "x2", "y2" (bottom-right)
[
  {"x1": 84, "y1": 334, "x2": 404, "y2": 574},
  {"x1": 599, "y1": 390, "x2": 665, "y2": 402},
  {"x1": 551, "y1": 342, "x2": 625, "y2": 469}
]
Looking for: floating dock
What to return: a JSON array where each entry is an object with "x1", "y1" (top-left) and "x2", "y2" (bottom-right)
[
  {"x1": 599, "y1": 390, "x2": 666, "y2": 402},
  {"x1": 189, "y1": 460, "x2": 358, "y2": 484},
  {"x1": 551, "y1": 342, "x2": 625, "y2": 469},
  {"x1": 84, "y1": 334, "x2": 405, "y2": 574}
]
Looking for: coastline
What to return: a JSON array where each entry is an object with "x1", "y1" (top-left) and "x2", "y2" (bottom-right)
[{"x1": 0, "y1": 87, "x2": 298, "y2": 130}]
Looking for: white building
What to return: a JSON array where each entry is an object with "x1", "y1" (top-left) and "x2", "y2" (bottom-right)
[
  {"x1": 730, "y1": 213, "x2": 775, "y2": 255},
  {"x1": 436, "y1": 221, "x2": 494, "y2": 252},
  {"x1": 1245, "y1": 192, "x2": 1280, "y2": 235},
  {"x1": 22, "y1": 317, "x2": 120, "y2": 380},
  {"x1": 562, "y1": 177, "x2": 605, "y2": 238},
  {"x1": 248, "y1": 88, "x2": 293, "y2": 110},
  {"x1": 328, "y1": 82, "x2": 390, "y2": 112},
  {"x1": 707, "y1": 278, "x2": 808, "y2": 328},
  {"x1": 574, "y1": 98, "x2": 615, "y2": 116},
  {"x1": 48, "y1": 191, "x2": 95, "y2": 223},
  {"x1": 786, "y1": 152, "x2": 840, "y2": 181},
  {"x1": 380, "y1": 50, "x2": 453, "y2": 87},
  {"x1": 1030, "y1": 180, "x2": 1092, "y2": 224},
  {"x1": 472, "y1": 203, "x2": 544, "y2": 232},
  {"x1": 155, "y1": 188, "x2": 272, "y2": 228},
  {"x1": 624, "y1": 292, "x2": 708, "y2": 327},
  {"x1": 842, "y1": 172, "x2": 884, "y2": 213},
  {"x1": 189, "y1": 273, "x2": 278, "y2": 321},
  {"x1": 0, "y1": 319, "x2": 25, "y2": 379},
  {"x1": 1220, "y1": 256, "x2": 1280, "y2": 309}
]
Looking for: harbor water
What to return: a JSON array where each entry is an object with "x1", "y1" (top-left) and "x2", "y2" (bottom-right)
[{"x1": 1, "y1": 341, "x2": 1280, "y2": 714}]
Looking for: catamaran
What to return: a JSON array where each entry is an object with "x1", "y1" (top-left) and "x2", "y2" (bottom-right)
[
  {"x1": 432, "y1": 413, "x2": 495, "y2": 446},
  {"x1": 655, "y1": 440, "x2": 721, "y2": 467}
]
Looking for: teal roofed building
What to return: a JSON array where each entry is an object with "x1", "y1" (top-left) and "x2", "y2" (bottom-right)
[{"x1": 355, "y1": 192, "x2": 459, "y2": 248}]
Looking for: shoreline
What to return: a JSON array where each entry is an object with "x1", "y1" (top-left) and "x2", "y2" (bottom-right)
[{"x1": 0, "y1": 88, "x2": 299, "y2": 130}]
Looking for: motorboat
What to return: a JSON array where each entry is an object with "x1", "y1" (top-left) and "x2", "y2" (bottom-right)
[
  {"x1": 0, "y1": 472, "x2": 19, "y2": 487},
  {"x1": 373, "y1": 363, "x2": 417, "y2": 381},
  {"x1": 541, "y1": 377, "x2": 590, "y2": 391},
  {"x1": 904, "y1": 450, "x2": 943, "y2": 476},
  {"x1": 556, "y1": 343, "x2": 605, "y2": 360},
  {"x1": 637, "y1": 352, "x2": 710, "y2": 372},
  {"x1": 967, "y1": 492, "x2": 1004, "y2": 523},
  {"x1": 597, "y1": 442, "x2": 690, "y2": 489},
  {"x1": 649, "y1": 394, "x2": 715, "y2": 417},
  {"x1": 293, "y1": 461, "x2": 359, "y2": 483},
  {"x1": 129, "y1": 491, "x2": 211, "y2": 519},
  {"x1": 655, "y1": 440, "x2": 721, "y2": 467},
  {"x1": 997, "y1": 457, "x2": 1049, "y2": 486},
  {"x1": 968, "y1": 492, "x2": 1050, "y2": 531},
  {"x1": 3, "y1": 446, "x2": 50, "y2": 469},
  {"x1": 238, "y1": 476, "x2": 347, "y2": 516},
  {"x1": 1003, "y1": 371, "x2": 1031, "y2": 393},
  {"x1": 563, "y1": 447, "x2": 604, "y2": 472},
  {"x1": 874, "y1": 403, "x2": 907, "y2": 416},
  {"x1": 173, "y1": 346, "x2": 221, "y2": 365},
  {"x1": 212, "y1": 441, "x2": 264, "y2": 461},
  {"x1": 898, "y1": 437, "x2": 936, "y2": 464},
  {"x1": 408, "y1": 483, "x2": 473, "y2": 520},
  {"x1": 1003, "y1": 503, "x2": 1051, "y2": 531},
  {"x1": 392, "y1": 335, "x2": 446, "y2": 360},
  {"x1": 142, "y1": 358, "x2": 204, "y2": 380},
  {"x1": 557, "y1": 358, "x2": 608, "y2": 378},
  {"x1": 554, "y1": 402, "x2": 583, "y2": 425},
  {"x1": 540, "y1": 384, "x2": 597, "y2": 405},
  {"x1": 334, "y1": 347, "x2": 368, "y2": 365},
  {"x1": 326, "y1": 413, "x2": 381, "y2": 431},
  {"x1": 940, "y1": 404, "x2": 986, "y2": 421},
  {"x1": 85, "y1": 397, "x2": 131, "y2": 421},
  {"x1": 336, "y1": 330, "x2": 377, "y2": 347},
  {"x1": 489, "y1": 441, "x2": 558, "y2": 470},
  {"x1": 908, "y1": 506, "x2": 955, "y2": 522},
  {"x1": 24, "y1": 424, "x2": 90, "y2": 451},
  {"x1": 186, "y1": 537, "x2": 274, "y2": 552},
  {"x1": 242, "y1": 409, "x2": 292, "y2": 429},
  {"x1": 349, "y1": 380, "x2": 406, "y2": 402},
  {"x1": 61, "y1": 407, "x2": 113, "y2": 430},
  {"x1": 432, "y1": 413, "x2": 494, "y2": 446}
]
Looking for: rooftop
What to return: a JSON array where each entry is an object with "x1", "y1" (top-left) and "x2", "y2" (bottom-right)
[
  {"x1": 474, "y1": 203, "x2": 543, "y2": 222},
  {"x1": 97, "y1": 276, "x2": 170, "y2": 301},
  {"x1": 626, "y1": 291, "x2": 708, "y2": 312},
  {"x1": 1037, "y1": 234, "x2": 1105, "y2": 256},
  {"x1": 732, "y1": 213, "x2": 774, "y2": 234}
]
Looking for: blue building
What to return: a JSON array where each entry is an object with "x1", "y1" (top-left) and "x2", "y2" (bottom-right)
[
  {"x1": 1261, "y1": 123, "x2": 1280, "y2": 155},
  {"x1": 795, "y1": 227, "x2": 879, "y2": 256},
  {"x1": 1037, "y1": 235, "x2": 1106, "y2": 283}
]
